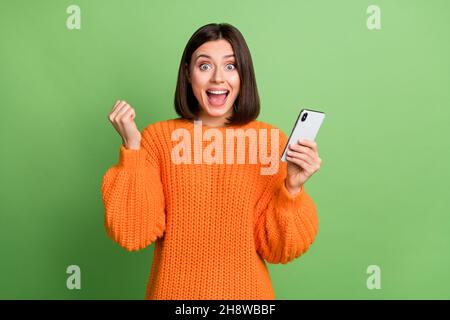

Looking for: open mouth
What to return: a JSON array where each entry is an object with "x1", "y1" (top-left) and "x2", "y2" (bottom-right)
[{"x1": 206, "y1": 90, "x2": 229, "y2": 107}]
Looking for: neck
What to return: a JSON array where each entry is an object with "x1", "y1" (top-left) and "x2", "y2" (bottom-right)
[{"x1": 196, "y1": 110, "x2": 234, "y2": 128}]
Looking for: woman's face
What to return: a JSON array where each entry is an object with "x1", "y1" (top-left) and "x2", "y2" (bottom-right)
[{"x1": 187, "y1": 39, "x2": 240, "y2": 123}]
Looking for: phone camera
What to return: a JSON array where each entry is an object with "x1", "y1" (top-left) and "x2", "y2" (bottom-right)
[{"x1": 301, "y1": 112, "x2": 308, "y2": 122}]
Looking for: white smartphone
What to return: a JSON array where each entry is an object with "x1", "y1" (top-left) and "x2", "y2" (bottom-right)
[{"x1": 281, "y1": 108, "x2": 326, "y2": 162}]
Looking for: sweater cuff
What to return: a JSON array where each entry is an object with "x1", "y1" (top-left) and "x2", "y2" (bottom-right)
[
  {"x1": 118, "y1": 144, "x2": 148, "y2": 169},
  {"x1": 276, "y1": 180, "x2": 305, "y2": 211}
]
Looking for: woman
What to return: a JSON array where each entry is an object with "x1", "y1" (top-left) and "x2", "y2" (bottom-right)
[{"x1": 102, "y1": 23, "x2": 322, "y2": 300}]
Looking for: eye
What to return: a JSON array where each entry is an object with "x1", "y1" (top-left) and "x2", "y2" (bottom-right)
[
  {"x1": 199, "y1": 63, "x2": 211, "y2": 71},
  {"x1": 226, "y1": 63, "x2": 236, "y2": 70}
]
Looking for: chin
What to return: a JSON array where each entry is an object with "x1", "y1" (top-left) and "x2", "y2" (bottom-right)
[
  {"x1": 205, "y1": 106, "x2": 233, "y2": 117},
  {"x1": 201, "y1": 95, "x2": 235, "y2": 118}
]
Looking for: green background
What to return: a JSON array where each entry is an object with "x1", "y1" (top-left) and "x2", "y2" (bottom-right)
[{"x1": 1, "y1": 0, "x2": 449, "y2": 299}]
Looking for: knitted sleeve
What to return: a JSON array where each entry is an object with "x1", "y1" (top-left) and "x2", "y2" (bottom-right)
[
  {"x1": 253, "y1": 128, "x2": 319, "y2": 264},
  {"x1": 101, "y1": 126, "x2": 166, "y2": 251}
]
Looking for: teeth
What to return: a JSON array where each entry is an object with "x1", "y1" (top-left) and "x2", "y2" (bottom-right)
[{"x1": 207, "y1": 90, "x2": 228, "y2": 94}]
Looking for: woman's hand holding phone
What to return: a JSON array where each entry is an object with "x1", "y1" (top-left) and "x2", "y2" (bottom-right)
[
  {"x1": 282, "y1": 108, "x2": 325, "y2": 195},
  {"x1": 108, "y1": 100, "x2": 142, "y2": 150},
  {"x1": 285, "y1": 139, "x2": 322, "y2": 195}
]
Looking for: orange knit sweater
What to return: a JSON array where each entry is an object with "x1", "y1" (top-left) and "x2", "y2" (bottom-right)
[{"x1": 101, "y1": 118, "x2": 319, "y2": 300}]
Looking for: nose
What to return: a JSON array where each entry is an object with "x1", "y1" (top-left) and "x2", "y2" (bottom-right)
[{"x1": 211, "y1": 66, "x2": 225, "y2": 83}]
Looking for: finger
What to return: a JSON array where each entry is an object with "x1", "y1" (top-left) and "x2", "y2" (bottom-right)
[
  {"x1": 110, "y1": 100, "x2": 123, "y2": 116},
  {"x1": 112, "y1": 101, "x2": 130, "y2": 119},
  {"x1": 298, "y1": 139, "x2": 318, "y2": 153},
  {"x1": 288, "y1": 148, "x2": 322, "y2": 170},
  {"x1": 110, "y1": 100, "x2": 127, "y2": 119},
  {"x1": 287, "y1": 155, "x2": 318, "y2": 175},
  {"x1": 111, "y1": 100, "x2": 122, "y2": 112},
  {"x1": 286, "y1": 149, "x2": 315, "y2": 166},
  {"x1": 289, "y1": 143, "x2": 321, "y2": 165},
  {"x1": 288, "y1": 143, "x2": 316, "y2": 158},
  {"x1": 287, "y1": 151, "x2": 321, "y2": 173},
  {"x1": 115, "y1": 104, "x2": 131, "y2": 122},
  {"x1": 108, "y1": 100, "x2": 122, "y2": 121},
  {"x1": 129, "y1": 108, "x2": 136, "y2": 121},
  {"x1": 121, "y1": 108, "x2": 135, "y2": 122},
  {"x1": 288, "y1": 144, "x2": 317, "y2": 164},
  {"x1": 286, "y1": 155, "x2": 312, "y2": 172}
]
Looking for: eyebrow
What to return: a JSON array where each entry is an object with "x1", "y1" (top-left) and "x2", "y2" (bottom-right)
[{"x1": 195, "y1": 54, "x2": 235, "y2": 61}]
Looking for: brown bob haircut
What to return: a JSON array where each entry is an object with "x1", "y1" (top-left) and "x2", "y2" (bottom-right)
[{"x1": 174, "y1": 23, "x2": 260, "y2": 126}]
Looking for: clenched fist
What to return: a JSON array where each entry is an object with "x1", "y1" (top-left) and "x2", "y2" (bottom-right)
[{"x1": 108, "y1": 100, "x2": 141, "y2": 150}]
